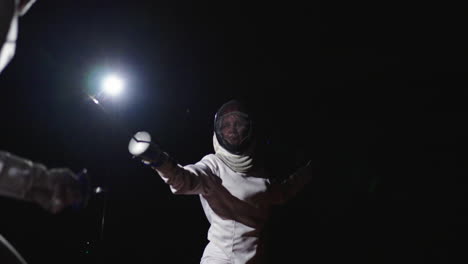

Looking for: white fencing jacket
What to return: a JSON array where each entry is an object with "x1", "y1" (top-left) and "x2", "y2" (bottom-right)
[
  {"x1": 0, "y1": 151, "x2": 85, "y2": 214},
  {"x1": 155, "y1": 151, "x2": 312, "y2": 264}
]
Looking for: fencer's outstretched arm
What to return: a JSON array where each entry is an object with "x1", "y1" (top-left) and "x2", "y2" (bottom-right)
[
  {"x1": 128, "y1": 132, "x2": 219, "y2": 195},
  {"x1": 150, "y1": 153, "x2": 219, "y2": 195},
  {"x1": 0, "y1": 151, "x2": 87, "y2": 213}
]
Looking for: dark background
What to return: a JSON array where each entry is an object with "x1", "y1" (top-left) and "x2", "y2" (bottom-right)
[{"x1": 0, "y1": 1, "x2": 467, "y2": 263}]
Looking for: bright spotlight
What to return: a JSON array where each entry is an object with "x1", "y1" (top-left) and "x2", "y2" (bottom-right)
[{"x1": 102, "y1": 75, "x2": 124, "y2": 96}]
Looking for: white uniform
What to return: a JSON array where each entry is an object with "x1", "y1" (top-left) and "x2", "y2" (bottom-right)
[
  {"x1": 1, "y1": 2, "x2": 85, "y2": 263},
  {"x1": 156, "y1": 153, "x2": 312, "y2": 264},
  {"x1": 0, "y1": 1, "x2": 85, "y2": 211},
  {"x1": 0, "y1": 150, "x2": 86, "y2": 214},
  {"x1": 0, "y1": 151, "x2": 86, "y2": 264}
]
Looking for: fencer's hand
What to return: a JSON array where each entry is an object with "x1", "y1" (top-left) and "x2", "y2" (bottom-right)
[
  {"x1": 137, "y1": 149, "x2": 168, "y2": 168},
  {"x1": 128, "y1": 131, "x2": 167, "y2": 167}
]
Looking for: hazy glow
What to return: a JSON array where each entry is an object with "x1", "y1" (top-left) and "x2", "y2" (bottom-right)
[{"x1": 102, "y1": 75, "x2": 124, "y2": 96}]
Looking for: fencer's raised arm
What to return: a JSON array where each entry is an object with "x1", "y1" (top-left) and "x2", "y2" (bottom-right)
[
  {"x1": 129, "y1": 131, "x2": 220, "y2": 195},
  {"x1": 0, "y1": 0, "x2": 37, "y2": 73},
  {"x1": 151, "y1": 153, "x2": 222, "y2": 195},
  {"x1": 0, "y1": 151, "x2": 88, "y2": 214}
]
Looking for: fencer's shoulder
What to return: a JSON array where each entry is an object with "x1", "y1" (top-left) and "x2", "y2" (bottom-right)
[
  {"x1": 200, "y1": 154, "x2": 219, "y2": 166},
  {"x1": 198, "y1": 154, "x2": 222, "y2": 171},
  {"x1": 181, "y1": 154, "x2": 221, "y2": 178},
  {"x1": 201, "y1": 153, "x2": 217, "y2": 161}
]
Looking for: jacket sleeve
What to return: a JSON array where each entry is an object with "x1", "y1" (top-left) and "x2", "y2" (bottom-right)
[
  {"x1": 269, "y1": 160, "x2": 314, "y2": 205},
  {"x1": 0, "y1": 150, "x2": 85, "y2": 213},
  {"x1": 153, "y1": 154, "x2": 221, "y2": 196}
]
